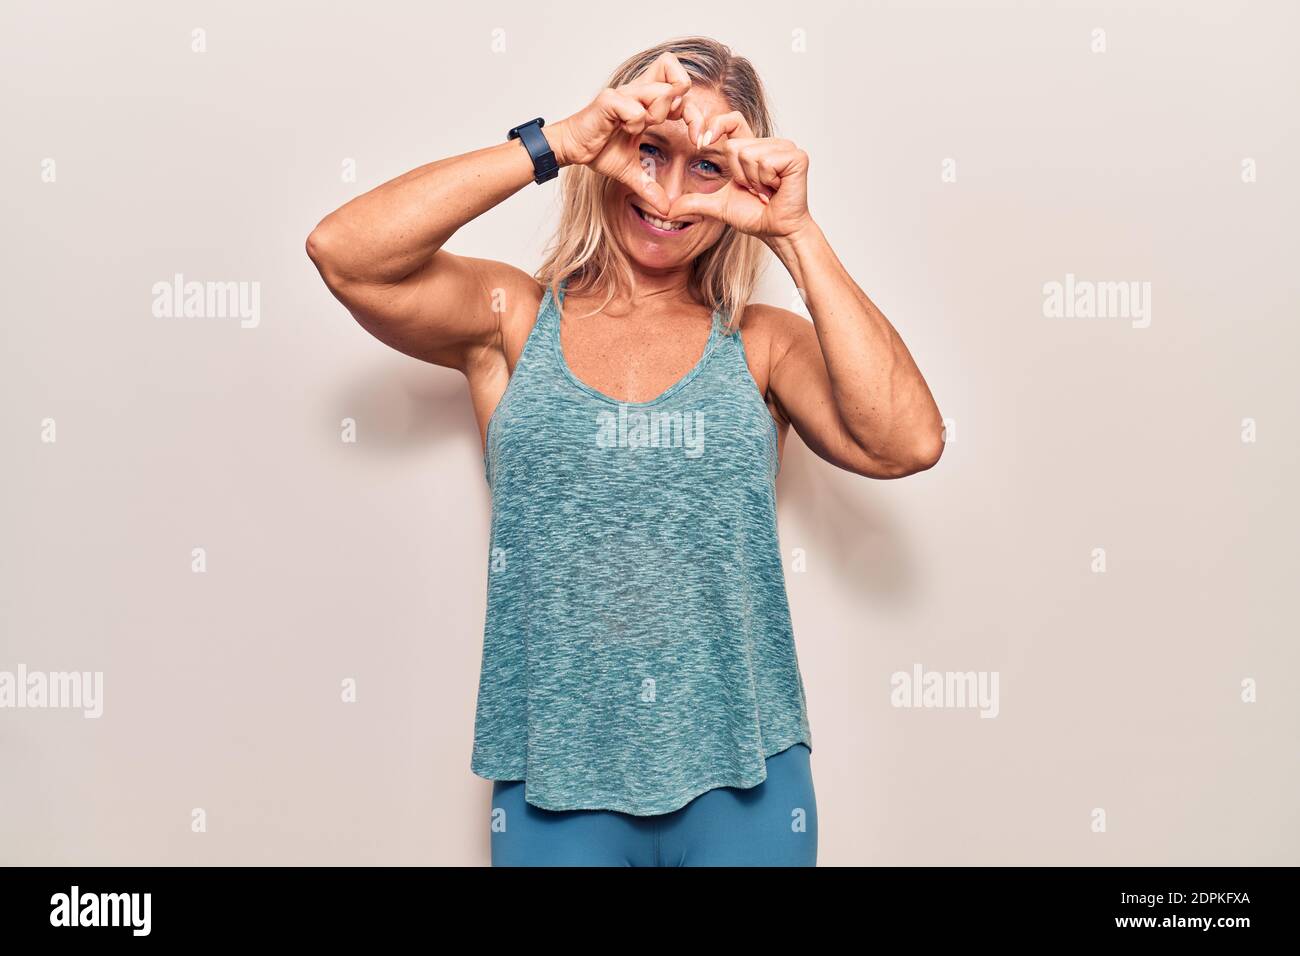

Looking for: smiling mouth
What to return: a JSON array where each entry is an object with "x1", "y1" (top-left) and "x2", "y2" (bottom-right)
[{"x1": 631, "y1": 201, "x2": 697, "y2": 234}]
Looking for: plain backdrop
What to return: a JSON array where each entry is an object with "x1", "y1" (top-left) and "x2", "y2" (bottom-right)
[{"x1": 2, "y1": 0, "x2": 1297, "y2": 866}]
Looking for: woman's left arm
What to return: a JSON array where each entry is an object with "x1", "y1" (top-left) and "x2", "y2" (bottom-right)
[
  {"x1": 763, "y1": 220, "x2": 946, "y2": 479},
  {"x1": 669, "y1": 117, "x2": 945, "y2": 479}
]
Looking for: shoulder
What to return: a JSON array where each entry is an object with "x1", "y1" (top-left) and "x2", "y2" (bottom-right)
[
  {"x1": 727, "y1": 301, "x2": 811, "y2": 406},
  {"x1": 471, "y1": 260, "x2": 545, "y2": 329},
  {"x1": 735, "y1": 300, "x2": 814, "y2": 374},
  {"x1": 461, "y1": 261, "x2": 548, "y2": 369}
]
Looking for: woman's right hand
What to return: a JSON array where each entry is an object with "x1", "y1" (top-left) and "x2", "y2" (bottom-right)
[{"x1": 549, "y1": 52, "x2": 704, "y2": 217}]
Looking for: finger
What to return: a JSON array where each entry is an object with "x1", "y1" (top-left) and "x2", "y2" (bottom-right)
[
  {"x1": 622, "y1": 51, "x2": 691, "y2": 126},
  {"x1": 660, "y1": 55, "x2": 693, "y2": 124},
  {"x1": 680, "y1": 95, "x2": 707, "y2": 147},
  {"x1": 698, "y1": 110, "x2": 757, "y2": 150},
  {"x1": 667, "y1": 189, "x2": 728, "y2": 224},
  {"x1": 735, "y1": 143, "x2": 787, "y2": 197},
  {"x1": 623, "y1": 163, "x2": 672, "y2": 217},
  {"x1": 637, "y1": 50, "x2": 693, "y2": 103},
  {"x1": 619, "y1": 79, "x2": 679, "y2": 126},
  {"x1": 598, "y1": 88, "x2": 650, "y2": 135},
  {"x1": 719, "y1": 137, "x2": 758, "y2": 190}
]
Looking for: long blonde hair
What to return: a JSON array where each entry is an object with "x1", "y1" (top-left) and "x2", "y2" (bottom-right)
[{"x1": 536, "y1": 36, "x2": 774, "y2": 334}]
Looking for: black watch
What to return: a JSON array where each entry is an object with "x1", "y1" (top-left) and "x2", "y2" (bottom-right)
[{"x1": 507, "y1": 117, "x2": 559, "y2": 184}]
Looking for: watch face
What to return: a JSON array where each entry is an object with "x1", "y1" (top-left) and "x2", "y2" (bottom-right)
[{"x1": 509, "y1": 117, "x2": 544, "y2": 140}]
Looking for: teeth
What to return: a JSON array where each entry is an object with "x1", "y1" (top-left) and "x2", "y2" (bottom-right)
[{"x1": 638, "y1": 207, "x2": 687, "y2": 231}]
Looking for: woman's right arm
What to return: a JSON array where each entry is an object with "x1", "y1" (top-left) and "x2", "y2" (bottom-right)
[
  {"x1": 304, "y1": 131, "x2": 569, "y2": 374},
  {"x1": 306, "y1": 52, "x2": 694, "y2": 381}
]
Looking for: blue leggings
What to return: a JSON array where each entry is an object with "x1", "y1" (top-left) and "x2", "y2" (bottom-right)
[{"x1": 489, "y1": 743, "x2": 817, "y2": 866}]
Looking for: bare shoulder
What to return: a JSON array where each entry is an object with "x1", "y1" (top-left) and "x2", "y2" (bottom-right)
[
  {"x1": 458, "y1": 258, "x2": 546, "y2": 371},
  {"x1": 734, "y1": 301, "x2": 813, "y2": 389}
]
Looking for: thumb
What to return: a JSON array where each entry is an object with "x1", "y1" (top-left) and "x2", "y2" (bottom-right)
[
  {"x1": 667, "y1": 191, "x2": 725, "y2": 224},
  {"x1": 630, "y1": 175, "x2": 672, "y2": 218}
]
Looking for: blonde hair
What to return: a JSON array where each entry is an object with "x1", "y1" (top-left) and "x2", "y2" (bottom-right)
[{"x1": 535, "y1": 36, "x2": 774, "y2": 334}]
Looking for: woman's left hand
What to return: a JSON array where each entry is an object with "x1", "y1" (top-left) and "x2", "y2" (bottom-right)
[{"x1": 665, "y1": 111, "x2": 813, "y2": 239}]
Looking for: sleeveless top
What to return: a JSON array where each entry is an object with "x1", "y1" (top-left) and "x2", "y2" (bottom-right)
[{"x1": 470, "y1": 276, "x2": 813, "y2": 816}]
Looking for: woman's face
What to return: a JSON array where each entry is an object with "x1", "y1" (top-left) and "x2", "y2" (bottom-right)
[{"x1": 606, "y1": 85, "x2": 733, "y2": 273}]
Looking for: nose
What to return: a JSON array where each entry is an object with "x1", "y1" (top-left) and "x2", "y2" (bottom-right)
[{"x1": 645, "y1": 155, "x2": 690, "y2": 204}]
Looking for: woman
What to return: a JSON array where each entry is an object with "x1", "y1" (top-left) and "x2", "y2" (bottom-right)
[{"x1": 306, "y1": 36, "x2": 944, "y2": 866}]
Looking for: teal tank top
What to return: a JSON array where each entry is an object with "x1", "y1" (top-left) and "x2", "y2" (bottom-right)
[{"x1": 471, "y1": 276, "x2": 813, "y2": 816}]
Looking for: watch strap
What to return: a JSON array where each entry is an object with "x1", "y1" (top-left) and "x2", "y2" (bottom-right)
[{"x1": 507, "y1": 117, "x2": 559, "y2": 184}]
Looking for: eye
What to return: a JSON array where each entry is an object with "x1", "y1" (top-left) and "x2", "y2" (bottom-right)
[
  {"x1": 695, "y1": 159, "x2": 723, "y2": 176},
  {"x1": 639, "y1": 143, "x2": 662, "y2": 158}
]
